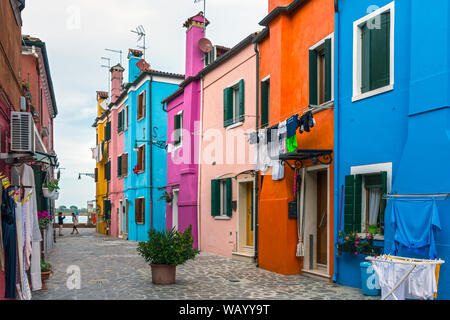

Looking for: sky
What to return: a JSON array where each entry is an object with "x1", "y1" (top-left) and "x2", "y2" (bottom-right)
[{"x1": 21, "y1": 0, "x2": 268, "y2": 209}]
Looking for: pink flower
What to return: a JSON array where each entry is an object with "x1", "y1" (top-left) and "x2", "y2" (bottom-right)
[
  {"x1": 368, "y1": 236, "x2": 372, "y2": 240},
  {"x1": 346, "y1": 236, "x2": 349, "y2": 240},
  {"x1": 354, "y1": 252, "x2": 358, "y2": 255},
  {"x1": 355, "y1": 241, "x2": 359, "y2": 245},
  {"x1": 355, "y1": 235, "x2": 359, "y2": 239}
]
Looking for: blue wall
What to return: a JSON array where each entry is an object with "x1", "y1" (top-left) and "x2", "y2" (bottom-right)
[
  {"x1": 124, "y1": 76, "x2": 180, "y2": 241},
  {"x1": 334, "y1": 0, "x2": 450, "y2": 299}
]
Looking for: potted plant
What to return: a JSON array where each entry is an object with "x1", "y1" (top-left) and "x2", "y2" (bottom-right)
[
  {"x1": 38, "y1": 211, "x2": 52, "y2": 229},
  {"x1": 137, "y1": 225, "x2": 199, "y2": 285},
  {"x1": 43, "y1": 179, "x2": 60, "y2": 200},
  {"x1": 40, "y1": 261, "x2": 52, "y2": 290}
]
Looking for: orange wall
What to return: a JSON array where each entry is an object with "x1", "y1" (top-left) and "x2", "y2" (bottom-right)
[{"x1": 258, "y1": 0, "x2": 335, "y2": 276}]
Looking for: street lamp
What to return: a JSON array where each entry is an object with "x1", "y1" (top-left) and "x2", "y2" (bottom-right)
[{"x1": 78, "y1": 173, "x2": 95, "y2": 180}]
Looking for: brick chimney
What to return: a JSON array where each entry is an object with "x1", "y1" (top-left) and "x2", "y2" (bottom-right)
[
  {"x1": 183, "y1": 12, "x2": 209, "y2": 78},
  {"x1": 110, "y1": 64, "x2": 124, "y2": 103},
  {"x1": 128, "y1": 49, "x2": 144, "y2": 83}
]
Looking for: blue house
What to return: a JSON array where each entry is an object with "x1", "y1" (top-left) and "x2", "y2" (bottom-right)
[
  {"x1": 334, "y1": 0, "x2": 450, "y2": 299},
  {"x1": 124, "y1": 49, "x2": 184, "y2": 241}
]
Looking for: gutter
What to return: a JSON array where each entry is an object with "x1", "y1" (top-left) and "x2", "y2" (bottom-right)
[
  {"x1": 149, "y1": 75, "x2": 154, "y2": 231},
  {"x1": 254, "y1": 42, "x2": 260, "y2": 267}
]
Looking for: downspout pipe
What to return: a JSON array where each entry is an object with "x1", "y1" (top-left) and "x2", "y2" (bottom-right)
[
  {"x1": 332, "y1": 1, "x2": 340, "y2": 283},
  {"x1": 149, "y1": 75, "x2": 154, "y2": 231},
  {"x1": 254, "y1": 41, "x2": 260, "y2": 267}
]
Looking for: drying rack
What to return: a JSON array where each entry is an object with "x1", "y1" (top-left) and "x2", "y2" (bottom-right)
[
  {"x1": 366, "y1": 255, "x2": 445, "y2": 300},
  {"x1": 383, "y1": 193, "x2": 450, "y2": 200}
]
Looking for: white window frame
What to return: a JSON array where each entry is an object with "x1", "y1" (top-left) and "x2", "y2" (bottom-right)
[
  {"x1": 226, "y1": 79, "x2": 244, "y2": 128},
  {"x1": 309, "y1": 33, "x2": 335, "y2": 106},
  {"x1": 124, "y1": 105, "x2": 128, "y2": 131},
  {"x1": 350, "y1": 162, "x2": 392, "y2": 240},
  {"x1": 261, "y1": 75, "x2": 270, "y2": 128},
  {"x1": 352, "y1": 1, "x2": 395, "y2": 102},
  {"x1": 137, "y1": 91, "x2": 146, "y2": 121},
  {"x1": 220, "y1": 180, "x2": 228, "y2": 217},
  {"x1": 174, "y1": 110, "x2": 183, "y2": 150}
]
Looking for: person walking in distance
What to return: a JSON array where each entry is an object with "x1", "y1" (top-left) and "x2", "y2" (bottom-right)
[
  {"x1": 71, "y1": 213, "x2": 79, "y2": 235},
  {"x1": 58, "y1": 212, "x2": 65, "y2": 236}
]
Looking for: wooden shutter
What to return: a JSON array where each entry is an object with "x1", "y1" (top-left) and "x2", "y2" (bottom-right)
[
  {"x1": 117, "y1": 155, "x2": 122, "y2": 177},
  {"x1": 138, "y1": 92, "x2": 145, "y2": 120},
  {"x1": 223, "y1": 87, "x2": 233, "y2": 127},
  {"x1": 105, "y1": 161, "x2": 111, "y2": 181},
  {"x1": 361, "y1": 22, "x2": 371, "y2": 94},
  {"x1": 104, "y1": 200, "x2": 111, "y2": 220},
  {"x1": 95, "y1": 167, "x2": 98, "y2": 182},
  {"x1": 122, "y1": 153, "x2": 128, "y2": 177},
  {"x1": 105, "y1": 122, "x2": 111, "y2": 141},
  {"x1": 211, "y1": 179, "x2": 221, "y2": 217},
  {"x1": 238, "y1": 79, "x2": 245, "y2": 122},
  {"x1": 135, "y1": 198, "x2": 145, "y2": 224},
  {"x1": 324, "y1": 38, "x2": 332, "y2": 102},
  {"x1": 261, "y1": 80, "x2": 269, "y2": 128},
  {"x1": 370, "y1": 12, "x2": 390, "y2": 91},
  {"x1": 309, "y1": 49, "x2": 318, "y2": 106},
  {"x1": 344, "y1": 174, "x2": 362, "y2": 233},
  {"x1": 139, "y1": 145, "x2": 145, "y2": 172},
  {"x1": 226, "y1": 178, "x2": 232, "y2": 217}
]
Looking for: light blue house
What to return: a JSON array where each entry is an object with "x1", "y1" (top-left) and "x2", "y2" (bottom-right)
[
  {"x1": 334, "y1": 0, "x2": 450, "y2": 299},
  {"x1": 124, "y1": 49, "x2": 184, "y2": 241}
]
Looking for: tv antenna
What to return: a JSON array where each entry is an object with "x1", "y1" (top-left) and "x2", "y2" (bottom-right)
[
  {"x1": 131, "y1": 25, "x2": 147, "y2": 59},
  {"x1": 101, "y1": 57, "x2": 111, "y2": 100},
  {"x1": 105, "y1": 48, "x2": 123, "y2": 66}
]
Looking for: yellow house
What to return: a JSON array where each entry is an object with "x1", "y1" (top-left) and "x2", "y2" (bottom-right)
[{"x1": 93, "y1": 91, "x2": 110, "y2": 235}]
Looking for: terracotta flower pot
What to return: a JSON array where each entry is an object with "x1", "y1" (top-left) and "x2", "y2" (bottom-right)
[
  {"x1": 41, "y1": 271, "x2": 52, "y2": 290},
  {"x1": 150, "y1": 264, "x2": 176, "y2": 285}
]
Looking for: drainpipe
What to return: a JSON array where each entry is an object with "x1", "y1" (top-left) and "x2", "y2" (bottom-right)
[
  {"x1": 149, "y1": 75, "x2": 154, "y2": 231},
  {"x1": 332, "y1": 4, "x2": 340, "y2": 283},
  {"x1": 254, "y1": 42, "x2": 260, "y2": 267}
]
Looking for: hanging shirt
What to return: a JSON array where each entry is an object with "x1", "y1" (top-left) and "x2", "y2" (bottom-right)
[
  {"x1": 286, "y1": 115, "x2": 299, "y2": 153},
  {"x1": 389, "y1": 200, "x2": 441, "y2": 259},
  {"x1": 267, "y1": 126, "x2": 284, "y2": 181},
  {"x1": 2, "y1": 186, "x2": 17, "y2": 299},
  {"x1": 257, "y1": 129, "x2": 272, "y2": 173}
]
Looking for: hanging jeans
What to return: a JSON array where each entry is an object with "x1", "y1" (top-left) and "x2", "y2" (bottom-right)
[{"x1": 1, "y1": 187, "x2": 16, "y2": 299}]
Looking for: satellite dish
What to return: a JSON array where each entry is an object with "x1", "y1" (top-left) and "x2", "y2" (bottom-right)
[
  {"x1": 198, "y1": 38, "x2": 213, "y2": 53},
  {"x1": 136, "y1": 59, "x2": 150, "y2": 71}
]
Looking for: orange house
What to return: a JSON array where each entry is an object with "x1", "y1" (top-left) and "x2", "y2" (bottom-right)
[{"x1": 255, "y1": 0, "x2": 335, "y2": 279}]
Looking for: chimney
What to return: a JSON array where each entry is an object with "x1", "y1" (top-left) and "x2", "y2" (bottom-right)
[
  {"x1": 96, "y1": 91, "x2": 108, "y2": 117},
  {"x1": 110, "y1": 64, "x2": 125, "y2": 103},
  {"x1": 183, "y1": 12, "x2": 209, "y2": 77},
  {"x1": 128, "y1": 49, "x2": 144, "y2": 83}
]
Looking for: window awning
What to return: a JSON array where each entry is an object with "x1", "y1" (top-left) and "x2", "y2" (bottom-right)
[{"x1": 279, "y1": 149, "x2": 333, "y2": 169}]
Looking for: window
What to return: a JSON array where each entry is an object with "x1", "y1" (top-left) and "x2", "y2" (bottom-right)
[
  {"x1": 137, "y1": 144, "x2": 145, "y2": 172},
  {"x1": 261, "y1": 78, "x2": 270, "y2": 128},
  {"x1": 310, "y1": 36, "x2": 333, "y2": 106},
  {"x1": 135, "y1": 197, "x2": 145, "y2": 224},
  {"x1": 353, "y1": 2, "x2": 394, "y2": 101},
  {"x1": 223, "y1": 79, "x2": 244, "y2": 127},
  {"x1": 122, "y1": 153, "x2": 128, "y2": 177},
  {"x1": 174, "y1": 111, "x2": 183, "y2": 148},
  {"x1": 344, "y1": 171, "x2": 388, "y2": 236},
  {"x1": 124, "y1": 105, "x2": 128, "y2": 130},
  {"x1": 95, "y1": 167, "x2": 98, "y2": 182},
  {"x1": 211, "y1": 178, "x2": 232, "y2": 218},
  {"x1": 118, "y1": 110, "x2": 124, "y2": 133},
  {"x1": 137, "y1": 91, "x2": 146, "y2": 120},
  {"x1": 105, "y1": 161, "x2": 111, "y2": 181},
  {"x1": 103, "y1": 200, "x2": 111, "y2": 220},
  {"x1": 117, "y1": 155, "x2": 122, "y2": 177},
  {"x1": 104, "y1": 121, "x2": 111, "y2": 141}
]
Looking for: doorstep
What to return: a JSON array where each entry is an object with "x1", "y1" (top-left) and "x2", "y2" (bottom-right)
[
  {"x1": 232, "y1": 252, "x2": 255, "y2": 263},
  {"x1": 301, "y1": 267, "x2": 330, "y2": 281}
]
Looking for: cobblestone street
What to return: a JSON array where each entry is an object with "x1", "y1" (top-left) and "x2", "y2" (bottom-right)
[{"x1": 32, "y1": 229, "x2": 377, "y2": 300}]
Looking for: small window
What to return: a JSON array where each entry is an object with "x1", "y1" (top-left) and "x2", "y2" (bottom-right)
[
  {"x1": 105, "y1": 161, "x2": 111, "y2": 181},
  {"x1": 174, "y1": 111, "x2": 183, "y2": 148},
  {"x1": 211, "y1": 178, "x2": 232, "y2": 217},
  {"x1": 353, "y1": 2, "x2": 394, "y2": 101},
  {"x1": 95, "y1": 167, "x2": 98, "y2": 182},
  {"x1": 137, "y1": 145, "x2": 145, "y2": 172},
  {"x1": 122, "y1": 153, "x2": 128, "y2": 177},
  {"x1": 309, "y1": 37, "x2": 333, "y2": 106},
  {"x1": 135, "y1": 198, "x2": 145, "y2": 224},
  {"x1": 223, "y1": 80, "x2": 244, "y2": 127},
  {"x1": 118, "y1": 110, "x2": 124, "y2": 133},
  {"x1": 117, "y1": 155, "x2": 122, "y2": 177},
  {"x1": 137, "y1": 91, "x2": 146, "y2": 120},
  {"x1": 104, "y1": 121, "x2": 111, "y2": 141},
  {"x1": 124, "y1": 105, "x2": 128, "y2": 130},
  {"x1": 261, "y1": 78, "x2": 270, "y2": 128}
]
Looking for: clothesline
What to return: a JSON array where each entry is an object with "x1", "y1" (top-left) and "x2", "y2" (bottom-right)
[{"x1": 366, "y1": 255, "x2": 445, "y2": 266}]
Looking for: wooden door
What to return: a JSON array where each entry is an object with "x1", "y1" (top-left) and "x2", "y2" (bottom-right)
[
  {"x1": 246, "y1": 182, "x2": 254, "y2": 247},
  {"x1": 316, "y1": 171, "x2": 328, "y2": 266}
]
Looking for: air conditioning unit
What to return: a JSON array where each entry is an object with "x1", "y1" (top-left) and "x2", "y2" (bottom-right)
[
  {"x1": 10, "y1": 112, "x2": 35, "y2": 153},
  {"x1": 20, "y1": 96, "x2": 27, "y2": 111}
]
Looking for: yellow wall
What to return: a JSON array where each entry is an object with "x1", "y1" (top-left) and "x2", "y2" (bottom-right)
[{"x1": 95, "y1": 94, "x2": 109, "y2": 235}]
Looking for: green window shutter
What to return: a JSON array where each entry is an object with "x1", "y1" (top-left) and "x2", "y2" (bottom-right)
[
  {"x1": 226, "y1": 178, "x2": 232, "y2": 217},
  {"x1": 370, "y1": 12, "x2": 390, "y2": 91},
  {"x1": 211, "y1": 179, "x2": 221, "y2": 217},
  {"x1": 324, "y1": 38, "x2": 332, "y2": 102},
  {"x1": 105, "y1": 121, "x2": 111, "y2": 141},
  {"x1": 223, "y1": 87, "x2": 233, "y2": 127},
  {"x1": 238, "y1": 79, "x2": 245, "y2": 122},
  {"x1": 361, "y1": 23, "x2": 371, "y2": 94},
  {"x1": 261, "y1": 80, "x2": 269, "y2": 128},
  {"x1": 344, "y1": 174, "x2": 362, "y2": 233},
  {"x1": 309, "y1": 50, "x2": 318, "y2": 106},
  {"x1": 117, "y1": 155, "x2": 122, "y2": 177},
  {"x1": 105, "y1": 161, "x2": 111, "y2": 181}
]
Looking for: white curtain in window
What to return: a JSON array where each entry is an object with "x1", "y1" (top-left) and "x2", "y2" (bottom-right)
[{"x1": 368, "y1": 188, "x2": 381, "y2": 226}]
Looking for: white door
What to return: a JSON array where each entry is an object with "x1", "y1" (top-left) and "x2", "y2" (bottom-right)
[
  {"x1": 172, "y1": 190, "x2": 179, "y2": 231},
  {"x1": 118, "y1": 200, "x2": 123, "y2": 238}
]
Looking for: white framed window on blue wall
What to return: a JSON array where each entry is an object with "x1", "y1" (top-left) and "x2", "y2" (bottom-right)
[{"x1": 352, "y1": 1, "x2": 395, "y2": 102}]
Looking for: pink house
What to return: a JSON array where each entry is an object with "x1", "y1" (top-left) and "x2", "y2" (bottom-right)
[
  {"x1": 198, "y1": 34, "x2": 258, "y2": 261},
  {"x1": 162, "y1": 12, "x2": 209, "y2": 249},
  {"x1": 107, "y1": 64, "x2": 126, "y2": 238}
]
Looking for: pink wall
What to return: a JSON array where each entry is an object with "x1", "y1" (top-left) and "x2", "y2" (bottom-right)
[
  {"x1": 199, "y1": 44, "x2": 257, "y2": 257},
  {"x1": 108, "y1": 66, "x2": 125, "y2": 238}
]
